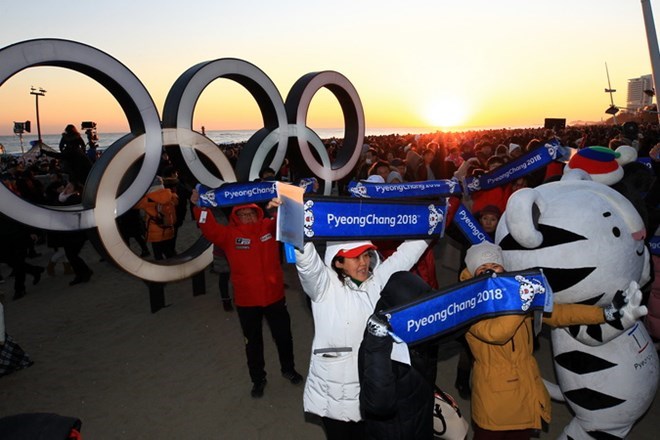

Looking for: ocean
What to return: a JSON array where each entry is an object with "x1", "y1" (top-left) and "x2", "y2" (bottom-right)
[{"x1": 0, "y1": 127, "x2": 437, "y2": 156}]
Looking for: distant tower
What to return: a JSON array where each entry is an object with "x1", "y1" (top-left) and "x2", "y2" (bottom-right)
[{"x1": 626, "y1": 74, "x2": 654, "y2": 112}]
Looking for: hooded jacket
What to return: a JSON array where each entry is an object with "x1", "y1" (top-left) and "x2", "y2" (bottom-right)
[
  {"x1": 194, "y1": 204, "x2": 284, "y2": 307},
  {"x1": 461, "y1": 268, "x2": 606, "y2": 432},
  {"x1": 136, "y1": 187, "x2": 179, "y2": 243},
  {"x1": 358, "y1": 272, "x2": 439, "y2": 440},
  {"x1": 295, "y1": 239, "x2": 428, "y2": 422}
]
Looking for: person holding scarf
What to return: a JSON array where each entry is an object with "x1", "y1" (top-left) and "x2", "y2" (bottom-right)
[
  {"x1": 461, "y1": 242, "x2": 626, "y2": 439},
  {"x1": 358, "y1": 271, "x2": 441, "y2": 440},
  {"x1": 294, "y1": 237, "x2": 428, "y2": 439},
  {"x1": 191, "y1": 191, "x2": 302, "y2": 398}
]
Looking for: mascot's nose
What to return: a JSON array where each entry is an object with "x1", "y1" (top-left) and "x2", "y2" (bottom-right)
[{"x1": 631, "y1": 228, "x2": 646, "y2": 241}]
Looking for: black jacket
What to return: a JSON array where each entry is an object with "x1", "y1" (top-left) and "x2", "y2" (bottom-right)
[
  {"x1": 358, "y1": 271, "x2": 439, "y2": 440},
  {"x1": 359, "y1": 332, "x2": 438, "y2": 440}
]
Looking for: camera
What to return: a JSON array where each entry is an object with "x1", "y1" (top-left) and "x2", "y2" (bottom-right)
[
  {"x1": 13, "y1": 120, "x2": 31, "y2": 134},
  {"x1": 81, "y1": 121, "x2": 99, "y2": 147}
]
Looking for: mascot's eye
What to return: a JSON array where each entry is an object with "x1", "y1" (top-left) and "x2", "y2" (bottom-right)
[{"x1": 612, "y1": 227, "x2": 621, "y2": 237}]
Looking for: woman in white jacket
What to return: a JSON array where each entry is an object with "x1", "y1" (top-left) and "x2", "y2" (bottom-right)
[{"x1": 295, "y1": 239, "x2": 429, "y2": 439}]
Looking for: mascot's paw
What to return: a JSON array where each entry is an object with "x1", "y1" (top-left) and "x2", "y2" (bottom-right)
[
  {"x1": 604, "y1": 282, "x2": 647, "y2": 326},
  {"x1": 621, "y1": 281, "x2": 648, "y2": 323}
]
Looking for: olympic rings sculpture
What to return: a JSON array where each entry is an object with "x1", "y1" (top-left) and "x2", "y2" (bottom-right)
[{"x1": 0, "y1": 39, "x2": 365, "y2": 282}]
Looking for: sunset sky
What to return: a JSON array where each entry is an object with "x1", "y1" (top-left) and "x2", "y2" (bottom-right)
[{"x1": 1, "y1": 0, "x2": 658, "y2": 136}]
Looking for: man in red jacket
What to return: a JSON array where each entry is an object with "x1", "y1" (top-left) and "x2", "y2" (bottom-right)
[{"x1": 191, "y1": 190, "x2": 302, "y2": 398}]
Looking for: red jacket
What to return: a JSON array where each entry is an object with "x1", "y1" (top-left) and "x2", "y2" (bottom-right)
[
  {"x1": 470, "y1": 185, "x2": 509, "y2": 215},
  {"x1": 194, "y1": 204, "x2": 284, "y2": 307}
]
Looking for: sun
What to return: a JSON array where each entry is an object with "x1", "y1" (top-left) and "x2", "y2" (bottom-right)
[{"x1": 424, "y1": 96, "x2": 469, "y2": 129}]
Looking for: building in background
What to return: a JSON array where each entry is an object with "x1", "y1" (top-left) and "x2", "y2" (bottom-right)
[{"x1": 626, "y1": 74, "x2": 654, "y2": 112}]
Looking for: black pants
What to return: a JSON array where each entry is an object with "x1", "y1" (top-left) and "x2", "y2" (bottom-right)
[
  {"x1": 218, "y1": 272, "x2": 230, "y2": 300},
  {"x1": 321, "y1": 418, "x2": 364, "y2": 440},
  {"x1": 0, "y1": 237, "x2": 40, "y2": 295},
  {"x1": 146, "y1": 239, "x2": 175, "y2": 313},
  {"x1": 0, "y1": 248, "x2": 24, "y2": 295},
  {"x1": 63, "y1": 232, "x2": 91, "y2": 278},
  {"x1": 236, "y1": 298, "x2": 295, "y2": 383},
  {"x1": 151, "y1": 238, "x2": 176, "y2": 260}
]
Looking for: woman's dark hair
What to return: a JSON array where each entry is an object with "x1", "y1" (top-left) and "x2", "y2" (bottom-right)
[
  {"x1": 331, "y1": 250, "x2": 377, "y2": 280},
  {"x1": 63, "y1": 124, "x2": 79, "y2": 136},
  {"x1": 331, "y1": 255, "x2": 345, "y2": 279}
]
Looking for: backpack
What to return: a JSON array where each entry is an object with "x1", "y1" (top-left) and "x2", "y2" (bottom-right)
[{"x1": 148, "y1": 198, "x2": 177, "y2": 228}]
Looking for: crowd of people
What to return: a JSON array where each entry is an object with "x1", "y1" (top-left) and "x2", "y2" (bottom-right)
[
  {"x1": 1, "y1": 121, "x2": 659, "y2": 438},
  {"x1": 204, "y1": 121, "x2": 659, "y2": 439}
]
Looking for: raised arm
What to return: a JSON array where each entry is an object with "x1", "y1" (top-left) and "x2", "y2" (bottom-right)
[
  {"x1": 373, "y1": 239, "x2": 429, "y2": 287},
  {"x1": 295, "y1": 242, "x2": 339, "y2": 302},
  {"x1": 190, "y1": 188, "x2": 229, "y2": 246}
]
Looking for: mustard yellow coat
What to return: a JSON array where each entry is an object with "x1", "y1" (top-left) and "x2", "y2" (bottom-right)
[{"x1": 462, "y1": 268, "x2": 606, "y2": 431}]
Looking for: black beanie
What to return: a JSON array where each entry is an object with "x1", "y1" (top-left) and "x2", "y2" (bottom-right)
[{"x1": 377, "y1": 271, "x2": 433, "y2": 311}]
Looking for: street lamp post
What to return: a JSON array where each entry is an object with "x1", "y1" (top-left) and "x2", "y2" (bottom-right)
[
  {"x1": 604, "y1": 62, "x2": 619, "y2": 124},
  {"x1": 30, "y1": 86, "x2": 46, "y2": 144}
]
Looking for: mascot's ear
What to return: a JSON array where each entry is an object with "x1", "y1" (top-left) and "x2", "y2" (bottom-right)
[
  {"x1": 504, "y1": 187, "x2": 546, "y2": 248},
  {"x1": 615, "y1": 145, "x2": 637, "y2": 166},
  {"x1": 562, "y1": 168, "x2": 593, "y2": 182}
]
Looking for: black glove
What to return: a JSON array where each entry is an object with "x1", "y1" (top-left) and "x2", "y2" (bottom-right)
[
  {"x1": 603, "y1": 304, "x2": 622, "y2": 322},
  {"x1": 603, "y1": 287, "x2": 628, "y2": 322},
  {"x1": 366, "y1": 313, "x2": 389, "y2": 338},
  {"x1": 603, "y1": 281, "x2": 648, "y2": 324}
]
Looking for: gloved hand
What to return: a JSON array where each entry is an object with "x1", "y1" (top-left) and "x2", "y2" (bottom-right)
[
  {"x1": 620, "y1": 281, "x2": 648, "y2": 322},
  {"x1": 603, "y1": 303, "x2": 621, "y2": 322},
  {"x1": 366, "y1": 313, "x2": 390, "y2": 338},
  {"x1": 603, "y1": 281, "x2": 648, "y2": 327}
]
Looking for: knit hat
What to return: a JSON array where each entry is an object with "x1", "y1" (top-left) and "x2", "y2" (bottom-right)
[
  {"x1": 148, "y1": 176, "x2": 165, "y2": 193},
  {"x1": 377, "y1": 271, "x2": 433, "y2": 310},
  {"x1": 365, "y1": 174, "x2": 385, "y2": 183},
  {"x1": 564, "y1": 146, "x2": 623, "y2": 185},
  {"x1": 508, "y1": 143, "x2": 521, "y2": 154},
  {"x1": 386, "y1": 170, "x2": 403, "y2": 183},
  {"x1": 465, "y1": 242, "x2": 504, "y2": 275}
]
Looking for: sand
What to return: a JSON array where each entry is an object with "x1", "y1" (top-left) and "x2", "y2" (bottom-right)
[{"x1": 1, "y1": 222, "x2": 658, "y2": 439}]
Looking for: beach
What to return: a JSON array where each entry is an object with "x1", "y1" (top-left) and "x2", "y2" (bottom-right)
[
  {"x1": 1, "y1": 220, "x2": 659, "y2": 439},
  {"x1": 0, "y1": 127, "x2": 440, "y2": 156}
]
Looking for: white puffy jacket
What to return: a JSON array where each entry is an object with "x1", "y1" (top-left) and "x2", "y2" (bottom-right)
[{"x1": 295, "y1": 239, "x2": 429, "y2": 421}]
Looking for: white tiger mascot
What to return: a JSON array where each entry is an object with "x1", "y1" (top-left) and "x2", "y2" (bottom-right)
[{"x1": 495, "y1": 169, "x2": 658, "y2": 439}]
